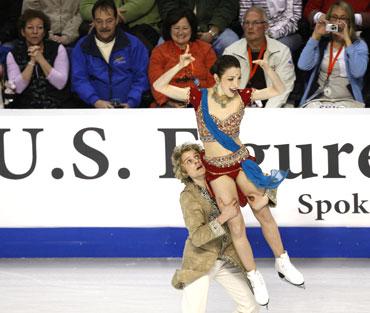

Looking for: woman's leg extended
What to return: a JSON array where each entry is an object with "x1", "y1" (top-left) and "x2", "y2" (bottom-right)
[
  {"x1": 210, "y1": 175, "x2": 256, "y2": 271},
  {"x1": 252, "y1": 206, "x2": 284, "y2": 257},
  {"x1": 236, "y1": 171, "x2": 284, "y2": 257}
]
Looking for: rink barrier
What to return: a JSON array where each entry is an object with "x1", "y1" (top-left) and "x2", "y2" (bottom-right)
[{"x1": 0, "y1": 227, "x2": 369, "y2": 258}]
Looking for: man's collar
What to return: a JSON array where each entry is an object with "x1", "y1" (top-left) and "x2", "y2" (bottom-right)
[{"x1": 81, "y1": 27, "x2": 130, "y2": 57}]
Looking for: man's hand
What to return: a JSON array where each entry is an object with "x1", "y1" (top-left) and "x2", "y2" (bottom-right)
[
  {"x1": 94, "y1": 100, "x2": 114, "y2": 108},
  {"x1": 216, "y1": 199, "x2": 239, "y2": 225},
  {"x1": 115, "y1": 103, "x2": 129, "y2": 108}
]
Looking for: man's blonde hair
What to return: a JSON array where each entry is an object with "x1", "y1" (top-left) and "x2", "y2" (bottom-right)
[{"x1": 172, "y1": 143, "x2": 202, "y2": 184}]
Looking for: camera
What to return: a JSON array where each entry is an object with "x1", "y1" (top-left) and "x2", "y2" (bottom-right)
[{"x1": 326, "y1": 24, "x2": 338, "y2": 32}]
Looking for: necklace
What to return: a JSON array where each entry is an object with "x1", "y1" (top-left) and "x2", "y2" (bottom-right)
[{"x1": 211, "y1": 87, "x2": 237, "y2": 108}]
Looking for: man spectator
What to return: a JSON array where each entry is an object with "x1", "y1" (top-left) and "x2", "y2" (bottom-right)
[
  {"x1": 239, "y1": 0, "x2": 303, "y2": 53},
  {"x1": 157, "y1": 0, "x2": 240, "y2": 55},
  {"x1": 22, "y1": 0, "x2": 82, "y2": 46},
  {"x1": 224, "y1": 6, "x2": 295, "y2": 108},
  {"x1": 80, "y1": 0, "x2": 161, "y2": 51},
  {"x1": 72, "y1": 0, "x2": 149, "y2": 108}
]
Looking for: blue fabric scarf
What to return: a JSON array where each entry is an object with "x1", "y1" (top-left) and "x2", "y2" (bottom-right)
[{"x1": 201, "y1": 88, "x2": 287, "y2": 189}]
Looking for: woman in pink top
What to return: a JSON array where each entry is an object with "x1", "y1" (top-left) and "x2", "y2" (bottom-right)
[{"x1": 6, "y1": 9, "x2": 71, "y2": 108}]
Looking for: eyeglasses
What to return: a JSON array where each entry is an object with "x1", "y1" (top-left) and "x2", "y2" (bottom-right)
[
  {"x1": 243, "y1": 20, "x2": 266, "y2": 27},
  {"x1": 328, "y1": 15, "x2": 349, "y2": 22}
]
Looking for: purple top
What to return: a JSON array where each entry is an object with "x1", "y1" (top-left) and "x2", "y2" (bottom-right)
[{"x1": 6, "y1": 44, "x2": 69, "y2": 93}]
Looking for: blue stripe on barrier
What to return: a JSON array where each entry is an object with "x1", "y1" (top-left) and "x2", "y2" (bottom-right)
[{"x1": 0, "y1": 227, "x2": 369, "y2": 258}]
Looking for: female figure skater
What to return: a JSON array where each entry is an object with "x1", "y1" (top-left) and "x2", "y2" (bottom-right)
[{"x1": 154, "y1": 49, "x2": 304, "y2": 306}]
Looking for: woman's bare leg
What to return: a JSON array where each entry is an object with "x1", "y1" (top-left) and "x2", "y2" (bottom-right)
[
  {"x1": 252, "y1": 206, "x2": 284, "y2": 257},
  {"x1": 236, "y1": 171, "x2": 284, "y2": 257},
  {"x1": 210, "y1": 175, "x2": 256, "y2": 271}
]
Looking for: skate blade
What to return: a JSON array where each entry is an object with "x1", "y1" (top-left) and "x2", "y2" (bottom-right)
[
  {"x1": 278, "y1": 272, "x2": 305, "y2": 289},
  {"x1": 259, "y1": 301, "x2": 269, "y2": 310}
]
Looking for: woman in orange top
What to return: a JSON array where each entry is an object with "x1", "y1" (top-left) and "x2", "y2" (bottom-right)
[{"x1": 148, "y1": 8, "x2": 217, "y2": 108}]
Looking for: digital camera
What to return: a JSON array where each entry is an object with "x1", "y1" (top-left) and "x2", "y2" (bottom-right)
[{"x1": 326, "y1": 24, "x2": 338, "y2": 32}]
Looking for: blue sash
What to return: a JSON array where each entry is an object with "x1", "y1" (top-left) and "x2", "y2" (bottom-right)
[{"x1": 201, "y1": 88, "x2": 287, "y2": 189}]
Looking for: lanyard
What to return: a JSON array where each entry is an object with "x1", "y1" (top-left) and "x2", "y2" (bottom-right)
[
  {"x1": 327, "y1": 41, "x2": 343, "y2": 79},
  {"x1": 248, "y1": 44, "x2": 266, "y2": 80}
]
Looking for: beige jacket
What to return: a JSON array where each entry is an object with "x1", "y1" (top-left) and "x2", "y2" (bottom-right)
[
  {"x1": 223, "y1": 36, "x2": 295, "y2": 108},
  {"x1": 172, "y1": 183, "x2": 245, "y2": 289},
  {"x1": 22, "y1": 0, "x2": 82, "y2": 45}
]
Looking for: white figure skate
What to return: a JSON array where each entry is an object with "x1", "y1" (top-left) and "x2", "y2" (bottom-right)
[
  {"x1": 275, "y1": 251, "x2": 305, "y2": 288},
  {"x1": 247, "y1": 269, "x2": 269, "y2": 308}
]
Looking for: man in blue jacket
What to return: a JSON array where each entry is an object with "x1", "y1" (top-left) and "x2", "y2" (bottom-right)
[{"x1": 72, "y1": 0, "x2": 149, "y2": 108}]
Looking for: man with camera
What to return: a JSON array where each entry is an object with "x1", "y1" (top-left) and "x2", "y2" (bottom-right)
[{"x1": 72, "y1": 0, "x2": 149, "y2": 108}]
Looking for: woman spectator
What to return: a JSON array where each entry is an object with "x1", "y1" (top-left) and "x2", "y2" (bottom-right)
[
  {"x1": 6, "y1": 9, "x2": 71, "y2": 108},
  {"x1": 298, "y1": 0, "x2": 368, "y2": 106},
  {"x1": 148, "y1": 8, "x2": 217, "y2": 108}
]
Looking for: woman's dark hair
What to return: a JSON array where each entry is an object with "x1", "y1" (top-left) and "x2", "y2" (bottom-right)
[
  {"x1": 92, "y1": 0, "x2": 118, "y2": 19},
  {"x1": 18, "y1": 9, "x2": 51, "y2": 39},
  {"x1": 162, "y1": 8, "x2": 198, "y2": 42},
  {"x1": 211, "y1": 55, "x2": 241, "y2": 77}
]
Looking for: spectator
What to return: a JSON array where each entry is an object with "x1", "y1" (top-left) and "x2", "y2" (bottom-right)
[
  {"x1": 304, "y1": 0, "x2": 370, "y2": 28},
  {"x1": 6, "y1": 9, "x2": 71, "y2": 109},
  {"x1": 0, "y1": 0, "x2": 23, "y2": 46},
  {"x1": 239, "y1": 0, "x2": 303, "y2": 53},
  {"x1": 148, "y1": 8, "x2": 217, "y2": 108},
  {"x1": 303, "y1": 0, "x2": 370, "y2": 106},
  {"x1": 72, "y1": 0, "x2": 149, "y2": 108},
  {"x1": 157, "y1": 0, "x2": 240, "y2": 55},
  {"x1": 22, "y1": 0, "x2": 82, "y2": 46},
  {"x1": 171, "y1": 143, "x2": 259, "y2": 313},
  {"x1": 298, "y1": 0, "x2": 369, "y2": 105},
  {"x1": 80, "y1": 0, "x2": 161, "y2": 51},
  {"x1": 224, "y1": 6, "x2": 295, "y2": 108}
]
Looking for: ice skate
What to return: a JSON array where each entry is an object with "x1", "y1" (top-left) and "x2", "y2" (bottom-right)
[
  {"x1": 247, "y1": 269, "x2": 269, "y2": 307},
  {"x1": 275, "y1": 251, "x2": 305, "y2": 288}
]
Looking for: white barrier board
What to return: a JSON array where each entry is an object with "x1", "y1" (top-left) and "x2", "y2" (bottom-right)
[{"x1": 0, "y1": 108, "x2": 369, "y2": 227}]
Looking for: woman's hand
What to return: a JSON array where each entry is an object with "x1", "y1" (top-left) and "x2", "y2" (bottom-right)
[
  {"x1": 28, "y1": 45, "x2": 44, "y2": 64},
  {"x1": 252, "y1": 51, "x2": 270, "y2": 71},
  {"x1": 336, "y1": 21, "x2": 352, "y2": 46},
  {"x1": 312, "y1": 15, "x2": 329, "y2": 40},
  {"x1": 179, "y1": 45, "x2": 195, "y2": 69}
]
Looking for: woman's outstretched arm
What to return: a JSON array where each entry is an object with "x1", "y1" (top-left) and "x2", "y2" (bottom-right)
[{"x1": 251, "y1": 53, "x2": 286, "y2": 101}]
